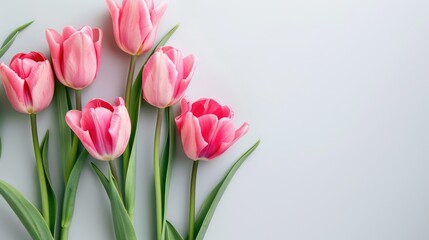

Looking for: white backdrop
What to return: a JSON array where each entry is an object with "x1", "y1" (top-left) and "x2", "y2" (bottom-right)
[{"x1": 1, "y1": 0, "x2": 429, "y2": 239}]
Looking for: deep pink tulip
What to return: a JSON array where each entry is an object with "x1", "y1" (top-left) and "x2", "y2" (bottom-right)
[
  {"x1": 142, "y1": 46, "x2": 196, "y2": 108},
  {"x1": 0, "y1": 52, "x2": 54, "y2": 114},
  {"x1": 46, "y1": 26, "x2": 102, "y2": 90},
  {"x1": 65, "y1": 97, "x2": 131, "y2": 161},
  {"x1": 106, "y1": 0, "x2": 168, "y2": 55},
  {"x1": 175, "y1": 98, "x2": 249, "y2": 161}
]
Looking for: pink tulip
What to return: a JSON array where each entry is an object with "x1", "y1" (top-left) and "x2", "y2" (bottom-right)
[
  {"x1": 0, "y1": 52, "x2": 54, "y2": 114},
  {"x1": 175, "y1": 98, "x2": 249, "y2": 161},
  {"x1": 46, "y1": 26, "x2": 102, "y2": 89},
  {"x1": 106, "y1": 0, "x2": 168, "y2": 55},
  {"x1": 65, "y1": 97, "x2": 131, "y2": 161},
  {"x1": 142, "y1": 46, "x2": 196, "y2": 108}
]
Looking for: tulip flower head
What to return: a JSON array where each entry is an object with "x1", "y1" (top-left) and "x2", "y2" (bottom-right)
[
  {"x1": 142, "y1": 46, "x2": 196, "y2": 108},
  {"x1": 66, "y1": 97, "x2": 131, "y2": 161},
  {"x1": 106, "y1": 0, "x2": 168, "y2": 55},
  {"x1": 46, "y1": 26, "x2": 102, "y2": 90},
  {"x1": 0, "y1": 52, "x2": 54, "y2": 114},
  {"x1": 175, "y1": 98, "x2": 249, "y2": 161}
]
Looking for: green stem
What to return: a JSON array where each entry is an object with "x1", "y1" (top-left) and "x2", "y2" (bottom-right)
[
  {"x1": 109, "y1": 160, "x2": 121, "y2": 194},
  {"x1": 60, "y1": 225, "x2": 69, "y2": 240},
  {"x1": 188, "y1": 160, "x2": 199, "y2": 240},
  {"x1": 123, "y1": 55, "x2": 137, "y2": 199},
  {"x1": 75, "y1": 90, "x2": 82, "y2": 110},
  {"x1": 125, "y1": 55, "x2": 137, "y2": 110},
  {"x1": 154, "y1": 109, "x2": 163, "y2": 240},
  {"x1": 65, "y1": 90, "x2": 82, "y2": 182},
  {"x1": 30, "y1": 114, "x2": 50, "y2": 226}
]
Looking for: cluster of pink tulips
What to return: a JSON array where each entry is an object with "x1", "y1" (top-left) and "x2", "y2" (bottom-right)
[{"x1": 0, "y1": 0, "x2": 259, "y2": 239}]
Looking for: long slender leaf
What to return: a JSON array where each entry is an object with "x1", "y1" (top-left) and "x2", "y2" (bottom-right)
[
  {"x1": 60, "y1": 150, "x2": 89, "y2": 234},
  {"x1": 124, "y1": 140, "x2": 136, "y2": 219},
  {"x1": 54, "y1": 83, "x2": 72, "y2": 183},
  {"x1": 165, "y1": 221, "x2": 184, "y2": 240},
  {"x1": 194, "y1": 140, "x2": 260, "y2": 240},
  {"x1": 0, "y1": 21, "x2": 34, "y2": 58},
  {"x1": 91, "y1": 164, "x2": 137, "y2": 240},
  {"x1": 40, "y1": 131, "x2": 57, "y2": 236},
  {"x1": 160, "y1": 107, "x2": 176, "y2": 239},
  {"x1": 0, "y1": 180, "x2": 53, "y2": 240}
]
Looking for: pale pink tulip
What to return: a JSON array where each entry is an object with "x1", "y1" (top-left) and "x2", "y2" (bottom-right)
[
  {"x1": 106, "y1": 0, "x2": 168, "y2": 55},
  {"x1": 46, "y1": 26, "x2": 102, "y2": 89},
  {"x1": 175, "y1": 98, "x2": 249, "y2": 160},
  {"x1": 0, "y1": 52, "x2": 54, "y2": 114},
  {"x1": 65, "y1": 97, "x2": 131, "y2": 161},
  {"x1": 142, "y1": 46, "x2": 196, "y2": 108}
]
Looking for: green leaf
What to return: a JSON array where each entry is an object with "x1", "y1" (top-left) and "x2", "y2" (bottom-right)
[
  {"x1": 124, "y1": 140, "x2": 136, "y2": 219},
  {"x1": 0, "y1": 180, "x2": 53, "y2": 240},
  {"x1": 54, "y1": 83, "x2": 72, "y2": 183},
  {"x1": 194, "y1": 140, "x2": 260, "y2": 240},
  {"x1": 40, "y1": 131, "x2": 57, "y2": 236},
  {"x1": 91, "y1": 164, "x2": 137, "y2": 240},
  {"x1": 60, "y1": 150, "x2": 89, "y2": 235},
  {"x1": 165, "y1": 221, "x2": 184, "y2": 240},
  {"x1": 0, "y1": 21, "x2": 34, "y2": 58},
  {"x1": 160, "y1": 107, "x2": 176, "y2": 238}
]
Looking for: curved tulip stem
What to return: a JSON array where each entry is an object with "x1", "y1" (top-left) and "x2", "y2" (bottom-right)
[
  {"x1": 125, "y1": 55, "x2": 137, "y2": 110},
  {"x1": 66, "y1": 89, "x2": 82, "y2": 182},
  {"x1": 30, "y1": 114, "x2": 50, "y2": 226},
  {"x1": 188, "y1": 160, "x2": 199, "y2": 240},
  {"x1": 154, "y1": 109, "x2": 163, "y2": 240}
]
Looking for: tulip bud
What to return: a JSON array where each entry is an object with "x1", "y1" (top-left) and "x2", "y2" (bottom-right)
[
  {"x1": 65, "y1": 97, "x2": 131, "y2": 161},
  {"x1": 142, "y1": 46, "x2": 196, "y2": 108},
  {"x1": 0, "y1": 51, "x2": 54, "y2": 114},
  {"x1": 175, "y1": 98, "x2": 249, "y2": 160},
  {"x1": 46, "y1": 26, "x2": 102, "y2": 90},
  {"x1": 106, "y1": 0, "x2": 168, "y2": 55}
]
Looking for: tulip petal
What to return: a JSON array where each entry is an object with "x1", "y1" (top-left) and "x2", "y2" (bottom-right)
[
  {"x1": 120, "y1": 0, "x2": 152, "y2": 55},
  {"x1": 197, "y1": 114, "x2": 218, "y2": 143},
  {"x1": 27, "y1": 61, "x2": 54, "y2": 113},
  {"x1": 150, "y1": 1, "x2": 168, "y2": 27},
  {"x1": 109, "y1": 98, "x2": 131, "y2": 159},
  {"x1": 140, "y1": 1, "x2": 167, "y2": 53},
  {"x1": 46, "y1": 29, "x2": 66, "y2": 85},
  {"x1": 92, "y1": 28, "x2": 103, "y2": 73},
  {"x1": 62, "y1": 32, "x2": 98, "y2": 89},
  {"x1": 175, "y1": 98, "x2": 191, "y2": 130},
  {"x1": 0, "y1": 63, "x2": 28, "y2": 113},
  {"x1": 143, "y1": 52, "x2": 178, "y2": 108},
  {"x1": 200, "y1": 118, "x2": 236, "y2": 160},
  {"x1": 81, "y1": 107, "x2": 113, "y2": 159},
  {"x1": 66, "y1": 110, "x2": 104, "y2": 160},
  {"x1": 179, "y1": 113, "x2": 207, "y2": 160},
  {"x1": 106, "y1": 0, "x2": 122, "y2": 52},
  {"x1": 172, "y1": 54, "x2": 196, "y2": 104},
  {"x1": 84, "y1": 98, "x2": 114, "y2": 113},
  {"x1": 182, "y1": 54, "x2": 197, "y2": 81},
  {"x1": 191, "y1": 98, "x2": 231, "y2": 118},
  {"x1": 211, "y1": 122, "x2": 249, "y2": 160},
  {"x1": 62, "y1": 26, "x2": 78, "y2": 40}
]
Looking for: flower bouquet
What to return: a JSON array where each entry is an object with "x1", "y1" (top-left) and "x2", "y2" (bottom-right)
[{"x1": 0, "y1": 0, "x2": 260, "y2": 239}]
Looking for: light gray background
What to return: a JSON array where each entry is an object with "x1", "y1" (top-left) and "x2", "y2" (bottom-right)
[{"x1": 1, "y1": 0, "x2": 429, "y2": 239}]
